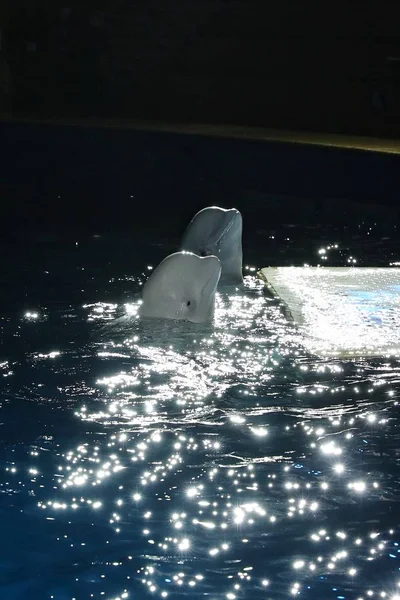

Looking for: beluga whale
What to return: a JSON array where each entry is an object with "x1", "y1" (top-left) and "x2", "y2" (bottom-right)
[
  {"x1": 139, "y1": 251, "x2": 221, "y2": 323},
  {"x1": 180, "y1": 206, "x2": 243, "y2": 285}
]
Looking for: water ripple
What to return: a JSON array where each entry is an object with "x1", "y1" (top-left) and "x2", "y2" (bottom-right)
[{"x1": 1, "y1": 224, "x2": 400, "y2": 599}]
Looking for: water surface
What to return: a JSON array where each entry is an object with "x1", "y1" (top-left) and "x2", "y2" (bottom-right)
[{"x1": 1, "y1": 220, "x2": 400, "y2": 600}]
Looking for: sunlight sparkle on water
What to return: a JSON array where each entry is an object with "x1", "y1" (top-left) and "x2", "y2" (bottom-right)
[{"x1": 24, "y1": 262, "x2": 400, "y2": 600}]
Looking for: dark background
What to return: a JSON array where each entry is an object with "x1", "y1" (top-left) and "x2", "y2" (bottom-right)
[
  {"x1": 1, "y1": 120, "x2": 399, "y2": 238},
  {"x1": 1, "y1": 2, "x2": 399, "y2": 235},
  {"x1": 1, "y1": 1, "x2": 400, "y2": 137}
]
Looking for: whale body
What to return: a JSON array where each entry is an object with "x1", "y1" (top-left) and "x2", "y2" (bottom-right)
[
  {"x1": 139, "y1": 251, "x2": 221, "y2": 323},
  {"x1": 181, "y1": 206, "x2": 243, "y2": 285}
]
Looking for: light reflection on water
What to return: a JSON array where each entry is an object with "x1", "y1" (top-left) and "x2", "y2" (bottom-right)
[{"x1": 1, "y1": 225, "x2": 400, "y2": 600}]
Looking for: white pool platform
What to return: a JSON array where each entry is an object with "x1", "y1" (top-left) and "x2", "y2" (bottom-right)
[{"x1": 259, "y1": 267, "x2": 400, "y2": 358}]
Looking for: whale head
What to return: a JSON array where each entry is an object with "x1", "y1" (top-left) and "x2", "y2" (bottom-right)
[
  {"x1": 180, "y1": 206, "x2": 243, "y2": 285},
  {"x1": 139, "y1": 251, "x2": 221, "y2": 323}
]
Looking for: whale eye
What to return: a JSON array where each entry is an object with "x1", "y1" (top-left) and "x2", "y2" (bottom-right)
[
  {"x1": 200, "y1": 251, "x2": 207, "y2": 257},
  {"x1": 186, "y1": 301, "x2": 191, "y2": 307}
]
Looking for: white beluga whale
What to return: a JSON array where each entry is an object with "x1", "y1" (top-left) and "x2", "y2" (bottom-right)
[
  {"x1": 139, "y1": 251, "x2": 221, "y2": 323},
  {"x1": 180, "y1": 206, "x2": 243, "y2": 285}
]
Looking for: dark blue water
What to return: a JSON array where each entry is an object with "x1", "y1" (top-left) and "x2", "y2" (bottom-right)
[
  {"x1": 1, "y1": 122, "x2": 400, "y2": 599},
  {"x1": 1, "y1": 121, "x2": 400, "y2": 237},
  {"x1": 0, "y1": 214, "x2": 400, "y2": 600}
]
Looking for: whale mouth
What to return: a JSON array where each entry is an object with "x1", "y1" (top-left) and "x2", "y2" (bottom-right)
[
  {"x1": 201, "y1": 259, "x2": 221, "y2": 294},
  {"x1": 219, "y1": 213, "x2": 235, "y2": 241},
  {"x1": 201, "y1": 270, "x2": 220, "y2": 294},
  {"x1": 214, "y1": 210, "x2": 240, "y2": 248},
  {"x1": 199, "y1": 212, "x2": 238, "y2": 257}
]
